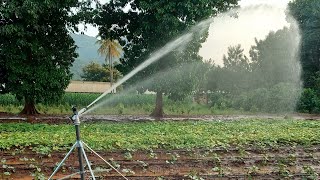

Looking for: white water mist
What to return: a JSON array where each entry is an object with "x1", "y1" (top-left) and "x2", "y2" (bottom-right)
[
  {"x1": 79, "y1": 33, "x2": 193, "y2": 115},
  {"x1": 84, "y1": 62, "x2": 202, "y2": 115},
  {"x1": 80, "y1": 3, "x2": 302, "y2": 115}
]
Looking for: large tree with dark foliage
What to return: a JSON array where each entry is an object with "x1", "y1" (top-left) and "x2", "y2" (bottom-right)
[
  {"x1": 249, "y1": 27, "x2": 301, "y2": 88},
  {"x1": 0, "y1": 57, "x2": 7, "y2": 94},
  {"x1": 289, "y1": 0, "x2": 320, "y2": 89},
  {"x1": 0, "y1": 0, "x2": 92, "y2": 114},
  {"x1": 288, "y1": 0, "x2": 320, "y2": 113},
  {"x1": 81, "y1": 62, "x2": 122, "y2": 82},
  {"x1": 95, "y1": 0, "x2": 238, "y2": 117}
]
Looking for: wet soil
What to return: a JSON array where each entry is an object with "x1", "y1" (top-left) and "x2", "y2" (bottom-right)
[
  {"x1": 1, "y1": 145, "x2": 320, "y2": 179},
  {"x1": 1, "y1": 113, "x2": 320, "y2": 179},
  {"x1": 0, "y1": 113, "x2": 320, "y2": 124}
]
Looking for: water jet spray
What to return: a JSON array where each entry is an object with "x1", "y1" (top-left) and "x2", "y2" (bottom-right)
[{"x1": 48, "y1": 20, "x2": 204, "y2": 179}]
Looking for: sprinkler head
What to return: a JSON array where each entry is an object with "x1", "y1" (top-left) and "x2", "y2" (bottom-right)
[
  {"x1": 72, "y1": 106, "x2": 77, "y2": 115},
  {"x1": 70, "y1": 107, "x2": 80, "y2": 125},
  {"x1": 78, "y1": 108, "x2": 87, "y2": 115}
]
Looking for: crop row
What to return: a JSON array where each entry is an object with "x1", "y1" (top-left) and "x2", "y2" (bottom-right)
[
  {"x1": 0, "y1": 93, "x2": 156, "y2": 107},
  {"x1": 0, "y1": 93, "x2": 214, "y2": 115},
  {"x1": 1, "y1": 119, "x2": 320, "y2": 152}
]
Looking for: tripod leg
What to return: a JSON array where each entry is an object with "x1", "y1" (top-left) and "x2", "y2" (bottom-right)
[
  {"x1": 79, "y1": 141, "x2": 96, "y2": 180},
  {"x1": 82, "y1": 142, "x2": 128, "y2": 180},
  {"x1": 77, "y1": 141, "x2": 85, "y2": 180},
  {"x1": 48, "y1": 142, "x2": 77, "y2": 180}
]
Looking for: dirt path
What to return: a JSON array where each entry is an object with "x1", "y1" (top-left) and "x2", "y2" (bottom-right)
[{"x1": 0, "y1": 113, "x2": 319, "y2": 124}]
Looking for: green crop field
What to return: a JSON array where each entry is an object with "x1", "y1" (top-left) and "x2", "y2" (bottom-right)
[
  {"x1": 2, "y1": 118, "x2": 320, "y2": 179},
  {"x1": 1, "y1": 119, "x2": 320, "y2": 153}
]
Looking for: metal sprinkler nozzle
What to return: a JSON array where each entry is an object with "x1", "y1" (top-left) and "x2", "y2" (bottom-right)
[
  {"x1": 70, "y1": 106, "x2": 80, "y2": 125},
  {"x1": 78, "y1": 108, "x2": 87, "y2": 115}
]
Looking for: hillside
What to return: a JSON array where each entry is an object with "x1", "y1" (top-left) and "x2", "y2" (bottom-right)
[{"x1": 70, "y1": 34, "x2": 105, "y2": 80}]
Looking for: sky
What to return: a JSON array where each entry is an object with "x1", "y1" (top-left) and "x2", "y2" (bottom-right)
[
  {"x1": 199, "y1": 0, "x2": 293, "y2": 65},
  {"x1": 82, "y1": 0, "x2": 293, "y2": 65}
]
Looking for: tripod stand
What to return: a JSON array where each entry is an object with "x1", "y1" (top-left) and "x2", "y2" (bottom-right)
[{"x1": 48, "y1": 107, "x2": 128, "y2": 180}]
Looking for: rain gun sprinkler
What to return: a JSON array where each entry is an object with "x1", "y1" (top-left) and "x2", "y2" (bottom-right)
[
  {"x1": 48, "y1": 29, "x2": 195, "y2": 180},
  {"x1": 47, "y1": 106, "x2": 128, "y2": 180}
]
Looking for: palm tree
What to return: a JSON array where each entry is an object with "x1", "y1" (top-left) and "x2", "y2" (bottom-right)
[{"x1": 96, "y1": 38, "x2": 122, "y2": 92}]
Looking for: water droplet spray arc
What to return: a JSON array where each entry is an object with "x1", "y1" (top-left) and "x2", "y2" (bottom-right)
[
  {"x1": 78, "y1": 17, "x2": 217, "y2": 115},
  {"x1": 78, "y1": 4, "x2": 303, "y2": 116},
  {"x1": 78, "y1": 33, "x2": 193, "y2": 115}
]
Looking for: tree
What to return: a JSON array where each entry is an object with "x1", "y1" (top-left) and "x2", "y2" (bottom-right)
[
  {"x1": 95, "y1": 0, "x2": 238, "y2": 117},
  {"x1": 288, "y1": 0, "x2": 320, "y2": 89},
  {"x1": 249, "y1": 27, "x2": 301, "y2": 88},
  {"x1": 0, "y1": 1, "x2": 90, "y2": 114},
  {"x1": 223, "y1": 44, "x2": 250, "y2": 72},
  {"x1": 215, "y1": 45, "x2": 251, "y2": 94},
  {"x1": 0, "y1": 57, "x2": 7, "y2": 94},
  {"x1": 96, "y1": 39, "x2": 122, "y2": 92},
  {"x1": 82, "y1": 62, "x2": 109, "y2": 82},
  {"x1": 81, "y1": 61, "x2": 122, "y2": 82}
]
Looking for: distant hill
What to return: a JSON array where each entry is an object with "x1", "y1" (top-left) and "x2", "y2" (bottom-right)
[{"x1": 70, "y1": 34, "x2": 105, "y2": 80}]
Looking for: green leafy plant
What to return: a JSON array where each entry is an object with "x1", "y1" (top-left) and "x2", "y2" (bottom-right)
[
  {"x1": 277, "y1": 163, "x2": 292, "y2": 178},
  {"x1": 302, "y1": 165, "x2": 318, "y2": 180},
  {"x1": 1, "y1": 119, "x2": 320, "y2": 152},
  {"x1": 31, "y1": 165, "x2": 45, "y2": 180},
  {"x1": 246, "y1": 165, "x2": 259, "y2": 176},
  {"x1": 166, "y1": 152, "x2": 180, "y2": 164},
  {"x1": 123, "y1": 151, "x2": 133, "y2": 160},
  {"x1": 212, "y1": 166, "x2": 224, "y2": 177},
  {"x1": 186, "y1": 171, "x2": 204, "y2": 180}
]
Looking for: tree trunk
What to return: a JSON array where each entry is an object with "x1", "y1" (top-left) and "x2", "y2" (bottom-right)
[
  {"x1": 150, "y1": 91, "x2": 164, "y2": 118},
  {"x1": 109, "y1": 51, "x2": 114, "y2": 93},
  {"x1": 110, "y1": 62, "x2": 114, "y2": 93},
  {"x1": 20, "y1": 97, "x2": 39, "y2": 115}
]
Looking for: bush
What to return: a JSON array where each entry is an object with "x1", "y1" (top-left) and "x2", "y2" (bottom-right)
[
  {"x1": 208, "y1": 92, "x2": 232, "y2": 109},
  {"x1": 210, "y1": 83, "x2": 301, "y2": 113},
  {"x1": 297, "y1": 88, "x2": 320, "y2": 113}
]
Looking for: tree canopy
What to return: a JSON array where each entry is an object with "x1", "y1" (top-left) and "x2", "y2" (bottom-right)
[
  {"x1": 249, "y1": 27, "x2": 301, "y2": 88},
  {"x1": 96, "y1": 38, "x2": 122, "y2": 92},
  {"x1": 223, "y1": 44, "x2": 250, "y2": 72},
  {"x1": 288, "y1": 0, "x2": 320, "y2": 112},
  {"x1": 288, "y1": 0, "x2": 320, "y2": 89},
  {"x1": 0, "y1": 0, "x2": 91, "y2": 114},
  {"x1": 203, "y1": 25, "x2": 302, "y2": 113},
  {"x1": 81, "y1": 62, "x2": 122, "y2": 82},
  {"x1": 95, "y1": 0, "x2": 238, "y2": 117},
  {"x1": 0, "y1": 57, "x2": 7, "y2": 94}
]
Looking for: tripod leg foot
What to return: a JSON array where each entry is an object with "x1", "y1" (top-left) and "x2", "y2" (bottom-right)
[
  {"x1": 82, "y1": 142, "x2": 128, "y2": 180},
  {"x1": 48, "y1": 142, "x2": 77, "y2": 180},
  {"x1": 80, "y1": 141, "x2": 96, "y2": 180}
]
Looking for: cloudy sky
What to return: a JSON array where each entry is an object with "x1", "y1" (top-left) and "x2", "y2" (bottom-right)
[
  {"x1": 83, "y1": 0, "x2": 293, "y2": 65},
  {"x1": 199, "y1": 0, "x2": 293, "y2": 65}
]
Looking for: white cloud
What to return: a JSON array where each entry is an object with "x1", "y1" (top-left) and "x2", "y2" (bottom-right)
[{"x1": 199, "y1": 0, "x2": 293, "y2": 65}]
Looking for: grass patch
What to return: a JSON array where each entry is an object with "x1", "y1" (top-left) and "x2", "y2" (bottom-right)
[
  {"x1": 1, "y1": 119, "x2": 320, "y2": 152},
  {"x1": 0, "y1": 93, "x2": 250, "y2": 115}
]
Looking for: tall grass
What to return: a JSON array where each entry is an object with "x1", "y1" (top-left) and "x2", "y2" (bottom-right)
[{"x1": 0, "y1": 93, "x2": 246, "y2": 115}]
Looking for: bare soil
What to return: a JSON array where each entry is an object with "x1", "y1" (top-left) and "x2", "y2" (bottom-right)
[
  {"x1": 1, "y1": 145, "x2": 320, "y2": 179},
  {"x1": 0, "y1": 113, "x2": 320, "y2": 125}
]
